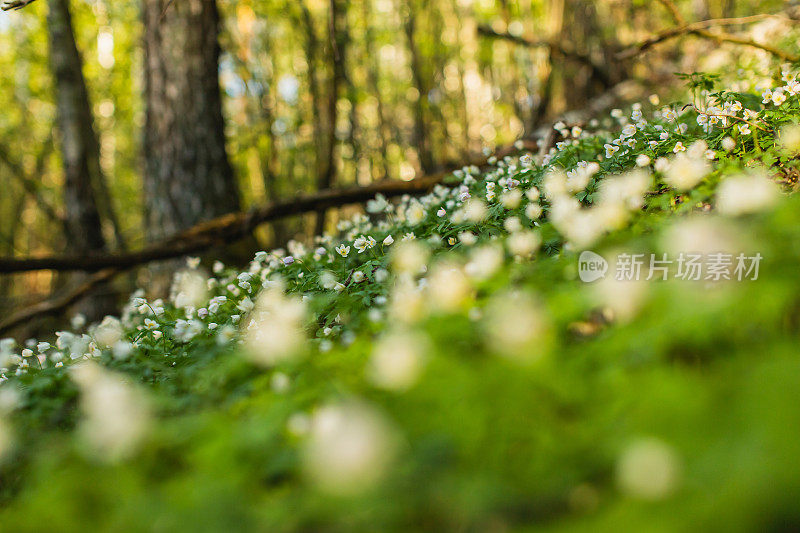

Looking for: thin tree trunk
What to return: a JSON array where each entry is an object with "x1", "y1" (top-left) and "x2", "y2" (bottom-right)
[
  {"x1": 142, "y1": 0, "x2": 241, "y2": 242},
  {"x1": 300, "y1": 0, "x2": 324, "y2": 181},
  {"x1": 314, "y1": 0, "x2": 346, "y2": 235},
  {"x1": 362, "y1": 0, "x2": 391, "y2": 180},
  {"x1": 403, "y1": 0, "x2": 435, "y2": 174}
]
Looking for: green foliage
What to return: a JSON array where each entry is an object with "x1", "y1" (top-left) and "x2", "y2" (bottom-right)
[{"x1": 1, "y1": 69, "x2": 800, "y2": 530}]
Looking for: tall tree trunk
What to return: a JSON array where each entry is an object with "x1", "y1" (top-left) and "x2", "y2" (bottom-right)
[
  {"x1": 142, "y1": 0, "x2": 241, "y2": 242},
  {"x1": 47, "y1": 0, "x2": 107, "y2": 254},
  {"x1": 313, "y1": 0, "x2": 346, "y2": 236},
  {"x1": 299, "y1": 0, "x2": 324, "y2": 182},
  {"x1": 403, "y1": 0, "x2": 434, "y2": 174},
  {"x1": 362, "y1": 0, "x2": 391, "y2": 180},
  {"x1": 47, "y1": 0, "x2": 116, "y2": 321}
]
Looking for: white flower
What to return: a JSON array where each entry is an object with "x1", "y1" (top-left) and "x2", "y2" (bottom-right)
[
  {"x1": 354, "y1": 236, "x2": 369, "y2": 253},
  {"x1": 70, "y1": 362, "x2": 151, "y2": 462},
  {"x1": 237, "y1": 297, "x2": 255, "y2": 314},
  {"x1": 716, "y1": 171, "x2": 779, "y2": 216},
  {"x1": 616, "y1": 438, "x2": 681, "y2": 501},
  {"x1": 636, "y1": 154, "x2": 651, "y2": 167},
  {"x1": 406, "y1": 202, "x2": 426, "y2": 225},
  {"x1": 525, "y1": 203, "x2": 543, "y2": 220},
  {"x1": 368, "y1": 331, "x2": 428, "y2": 391},
  {"x1": 721, "y1": 136, "x2": 736, "y2": 151},
  {"x1": 507, "y1": 230, "x2": 542, "y2": 258},
  {"x1": 464, "y1": 199, "x2": 487, "y2": 222},
  {"x1": 604, "y1": 144, "x2": 620, "y2": 158},
  {"x1": 672, "y1": 142, "x2": 686, "y2": 153},
  {"x1": 500, "y1": 189, "x2": 522, "y2": 208},
  {"x1": 621, "y1": 124, "x2": 637, "y2": 138},
  {"x1": 662, "y1": 153, "x2": 710, "y2": 191},
  {"x1": 93, "y1": 317, "x2": 124, "y2": 348},
  {"x1": 383, "y1": 235, "x2": 394, "y2": 246},
  {"x1": 738, "y1": 124, "x2": 751, "y2": 136},
  {"x1": 772, "y1": 90, "x2": 787, "y2": 106},
  {"x1": 335, "y1": 244, "x2": 350, "y2": 257},
  {"x1": 303, "y1": 401, "x2": 397, "y2": 495},
  {"x1": 243, "y1": 286, "x2": 307, "y2": 366}
]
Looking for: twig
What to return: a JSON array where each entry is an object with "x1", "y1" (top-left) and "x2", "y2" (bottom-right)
[
  {"x1": 658, "y1": 0, "x2": 686, "y2": 25},
  {"x1": 622, "y1": 4, "x2": 799, "y2": 63},
  {"x1": 1, "y1": 0, "x2": 37, "y2": 10},
  {"x1": 691, "y1": 28, "x2": 799, "y2": 63},
  {"x1": 158, "y1": 0, "x2": 176, "y2": 21},
  {"x1": 618, "y1": 14, "x2": 794, "y2": 59},
  {"x1": 476, "y1": 25, "x2": 614, "y2": 88},
  {"x1": 689, "y1": 104, "x2": 770, "y2": 132},
  {"x1": 0, "y1": 140, "x2": 67, "y2": 232}
]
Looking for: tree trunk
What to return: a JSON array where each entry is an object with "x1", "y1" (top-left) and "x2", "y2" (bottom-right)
[
  {"x1": 403, "y1": 0, "x2": 435, "y2": 174},
  {"x1": 47, "y1": 0, "x2": 116, "y2": 322},
  {"x1": 142, "y1": 0, "x2": 241, "y2": 242},
  {"x1": 47, "y1": 0, "x2": 107, "y2": 254},
  {"x1": 313, "y1": 0, "x2": 346, "y2": 236}
]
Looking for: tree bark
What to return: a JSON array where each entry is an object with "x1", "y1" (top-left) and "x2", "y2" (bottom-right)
[
  {"x1": 47, "y1": 0, "x2": 107, "y2": 254},
  {"x1": 313, "y1": 0, "x2": 346, "y2": 235},
  {"x1": 142, "y1": 0, "x2": 241, "y2": 242},
  {"x1": 47, "y1": 0, "x2": 117, "y2": 321},
  {"x1": 403, "y1": 0, "x2": 435, "y2": 174}
]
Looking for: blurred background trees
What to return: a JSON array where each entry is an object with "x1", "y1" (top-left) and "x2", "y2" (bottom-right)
[{"x1": 0, "y1": 0, "x2": 793, "y2": 334}]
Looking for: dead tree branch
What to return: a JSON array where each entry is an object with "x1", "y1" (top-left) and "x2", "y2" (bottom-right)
[
  {"x1": 476, "y1": 25, "x2": 615, "y2": 88},
  {"x1": 619, "y1": 5, "x2": 800, "y2": 62},
  {"x1": 0, "y1": 146, "x2": 539, "y2": 335},
  {"x1": 1, "y1": 0, "x2": 37, "y2": 10},
  {"x1": 0, "y1": 145, "x2": 529, "y2": 275},
  {"x1": 0, "y1": 269, "x2": 117, "y2": 335}
]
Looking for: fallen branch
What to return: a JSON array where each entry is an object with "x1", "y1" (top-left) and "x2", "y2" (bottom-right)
[
  {"x1": 0, "y1": 178, "x2": 443, "y2": 273},
  {"x1": 0, "y1": 269, "x2": 117, "y2": 335},
  {"x1": 0, "y1": 144, "x2": 534, "y2": 275},
  {"x1": 0, "y1": 145, "x2": 540, "y2": 335}
]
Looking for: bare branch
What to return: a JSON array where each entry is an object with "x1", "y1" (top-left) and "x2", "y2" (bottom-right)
[
  {"x1": 0, "y1": 140, "x2": 67, "y2": 232},
  {"x1": 1, "y1": 0, "x2": 37, "y2": 10},
  {"x1": 657, "y1": 0, "x2": 686, "y2": 26},
  {"x1": 618, "y1": 11, "x2": 799, "y2": 63},
  {"x1": 0, "y1": 269, "x2": 117, "y2": 335},
  {"x1": 476, "y1": 25, "x2": 615, "y2": 88},
  {"x1": 618, "y1": 14, "x2": 795, "y2": 59},
  {"x1": 0, "y1": 145, "x2": 531, "y2": 275}
]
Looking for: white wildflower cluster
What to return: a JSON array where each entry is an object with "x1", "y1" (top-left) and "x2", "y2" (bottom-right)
[
  {"x1": 70, "y1": 361, "x2": 151, "y2": 462},
  {"x1": 658, "y1": 140, "x2": 712, "y2": 191},
  {"x1": 0, "y1": 78, "x2": 787, "y2": 395}
]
